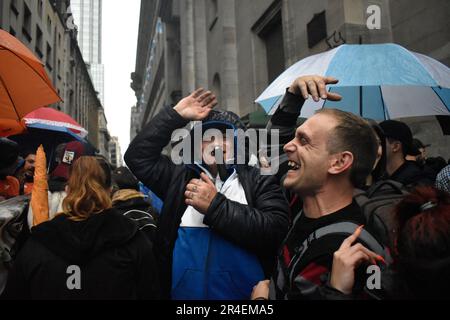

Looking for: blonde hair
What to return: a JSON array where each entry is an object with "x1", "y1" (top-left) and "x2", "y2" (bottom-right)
[{"x1": 63, "y1": 156, "x2": 112, "y2": 221}]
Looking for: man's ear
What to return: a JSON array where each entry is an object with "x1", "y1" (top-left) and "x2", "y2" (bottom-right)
[
  {"x1": 328, "y1": 151, "x2": 354, "y2": 175},
  {"x1": 392, "y1": 141, "x2": 402, "y2": 153}
]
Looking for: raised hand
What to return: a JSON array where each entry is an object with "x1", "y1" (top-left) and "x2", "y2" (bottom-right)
[
  {"x1": 289, "y1": 75, "x2": 342, "y2": 102},
  {"x1": 174, "y1": 88, "x2": 218, "y2": 121}
]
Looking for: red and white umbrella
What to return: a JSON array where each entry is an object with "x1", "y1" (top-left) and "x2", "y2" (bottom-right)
[{"x1": 24, "y1": 107, "x2": 88, "y2": 139}]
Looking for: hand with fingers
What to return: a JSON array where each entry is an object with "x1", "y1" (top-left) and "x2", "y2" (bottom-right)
[
  {"x1": 329, "y1": 225, "x2": 385, "y2": 295},
  {"x1": 288, "y1": 75, "x2": 342, "y2": 102},
  {"x1": 174, "y1": 88, "x2": 218, "y2": 121},
  {"x1": 185, "y1": 173, "x2": 218, "y2": 214}
]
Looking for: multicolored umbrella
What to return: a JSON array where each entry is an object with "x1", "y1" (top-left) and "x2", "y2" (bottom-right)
[
  {"x1": 9, "y1": 107, "x2": 88, "y2": 162},
  {"x1": 24, "y1": 107, "x2": 88, "y2": 140},
  {"x1": 256, "y1": 44, "x2": 450, "y2": 120}
]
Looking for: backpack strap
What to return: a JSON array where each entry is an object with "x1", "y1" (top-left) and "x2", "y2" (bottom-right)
[
  {"x1": 288, "y1": 222, "x2": 390, "y2": 282},
  {"x1": 123, "y1": 209, "x2": 157, "y2": 230},
  {"x1": 367, "y1": 180, "x2": 408, "y2": 197}
]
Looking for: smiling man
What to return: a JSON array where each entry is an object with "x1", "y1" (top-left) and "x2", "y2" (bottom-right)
[
  {"x1": 251, "y1": 76, "x2": 382, "y2": 300},
  {"x1": 125, "y1": 89, "x2": 289, "y2": 300}
]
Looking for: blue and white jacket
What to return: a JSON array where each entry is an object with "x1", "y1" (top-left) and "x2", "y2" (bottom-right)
[{"x1": 172, "y1": 164, "x2": 265, "y2": 300}]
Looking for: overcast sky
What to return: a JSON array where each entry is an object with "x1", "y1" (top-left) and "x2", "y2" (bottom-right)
[{"x1": 102, "y1": 0, "x2": 141, "y2": 155}]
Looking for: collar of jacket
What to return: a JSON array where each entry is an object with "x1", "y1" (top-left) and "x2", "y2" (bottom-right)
[{"x1": 112, "y1": 189, "x2": 145, "y2": 204}]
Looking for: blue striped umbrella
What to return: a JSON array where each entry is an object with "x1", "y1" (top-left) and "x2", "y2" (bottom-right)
[{"x1": 256, "y1": 44, "x2": 450, "y2": 120}]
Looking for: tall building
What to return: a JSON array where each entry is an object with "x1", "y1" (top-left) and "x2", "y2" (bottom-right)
[
  {"x1": 109, "y1": 136, "x2": 123, "y2": 169},
  {"x1": 131, "y1": 0, "x2": 450, "y2": 159},
  {"x1": 0, "y1": 0, "x2": 103, "y2": 151},
  {"x1": 70, "y1": 0, "x2": 105, "y2": 105},
  {"x1": 130, "y1": 105, "x2": 140, "y2": 141}
]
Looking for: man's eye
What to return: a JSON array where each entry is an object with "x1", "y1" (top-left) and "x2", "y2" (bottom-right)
[{"x1": 300, "y1": 138, "x2": 308, "y2": 145}]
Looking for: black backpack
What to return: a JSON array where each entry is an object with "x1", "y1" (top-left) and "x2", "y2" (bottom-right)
[
  {"x1": 354, "y1": 180, "x2": 409, "y2": 251},
  {"x1": 123, "y1": 209, "x2": 157, "y2": 243}
]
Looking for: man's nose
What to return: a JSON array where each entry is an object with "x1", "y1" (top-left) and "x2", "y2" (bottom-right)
[{"x1": 284, "y1": 141, "x2": 295, "y2": 153}]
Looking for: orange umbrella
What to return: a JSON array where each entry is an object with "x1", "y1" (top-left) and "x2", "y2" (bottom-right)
[
  {"x1": 0, "y1": 29, "x2": 61, "y2": 121},
  {"x1": 31, "y1": 145, "x2": 49, "y2": 227},
  {"x1": 0, "y1": 118, "x2": 26, "y2": 137}
]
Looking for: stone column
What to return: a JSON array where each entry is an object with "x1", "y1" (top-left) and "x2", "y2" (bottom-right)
[
  {"x1": 193, "y1": 0, "x2": 208, "y2": 89},
  {"x1": 221, "y1": 0, "x2": 240, "y2": 115},
  {"x1": 180, "y1": 0, "x2": 196, "y2": 96}
]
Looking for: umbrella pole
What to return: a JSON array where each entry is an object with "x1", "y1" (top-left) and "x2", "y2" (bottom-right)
[
  {"x1": 47, "y1": 135, "x2": 56, "y2": 175},
  {"x1": 359, "y1": 86, "x2": 363, "y2": 117}
]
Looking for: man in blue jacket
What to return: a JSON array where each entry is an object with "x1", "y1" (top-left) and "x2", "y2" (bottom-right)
[{"x1": 125, "y1": 89, "x2": 289, "y2": 300}]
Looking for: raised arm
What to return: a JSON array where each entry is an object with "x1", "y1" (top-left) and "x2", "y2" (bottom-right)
[{"x1": 124, "y1": 89, "x2": 217, "y2": 201}]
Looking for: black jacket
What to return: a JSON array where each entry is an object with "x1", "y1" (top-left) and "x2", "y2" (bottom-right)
[
  {"x1": 388, "y1": 160, "x2": 434, "y2": 187},
  {"x1": 2, "y1": 209, "x2": 160, "y2": 300},
  {"x1": 124, "y1": 105, "x2": 289, "y2": 298}
]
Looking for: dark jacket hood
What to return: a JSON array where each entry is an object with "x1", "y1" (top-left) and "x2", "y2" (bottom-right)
[{"x1": 31, "y1": 208, "x2": 138, "y2": 265}]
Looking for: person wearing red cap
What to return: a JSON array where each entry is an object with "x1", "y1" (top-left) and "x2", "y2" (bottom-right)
[{"x1": 26, "y1": 141, "x2": 92, "y2": 229}]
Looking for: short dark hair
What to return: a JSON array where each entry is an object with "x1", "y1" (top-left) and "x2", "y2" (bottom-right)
[
  {"x1": 316, "y1": 109, "x2": 378, "y2": 187},
  {"x1": 368, "y1": 119, "x2": 386, "y2": 182}
]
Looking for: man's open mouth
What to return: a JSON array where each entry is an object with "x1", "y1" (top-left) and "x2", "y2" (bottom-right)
[{"x1": 287, "y1": 160, "x2": 300, "y2": 171}]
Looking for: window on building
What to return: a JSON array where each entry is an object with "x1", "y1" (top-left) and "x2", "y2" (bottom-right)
[
  {"x1": 259, "y1": 13, "x2": 285, "y2": 83},
  {"x1": 307, "y1": 11, "x2": 327, "y2": 48},
  {"x1": 57, "y1": 59, "x2": 61, "y2": 79},
  {"x1": 38, "y1": 0, "x2": 43, "y2": 18},
  {"x1": 47, "y1": 15, "x2": 52, "y2": 34},
  {"x1": 10, "y1": 0, "x2": 19, "y2": 16},
  {"x1": 22, "y1": 3, "x2": 32, "y2": 42},
  {"x1": 36, "y1": 25, "x2": 43, "y2": 58},
  {"x1": 46, "y1": 43, "x2": 53, "y2": 70},
  {"x1": 58, "y1": 33, "x2": 62, "y2": 48}
]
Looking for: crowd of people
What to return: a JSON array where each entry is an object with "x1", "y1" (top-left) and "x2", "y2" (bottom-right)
[{"x1": 0, "y1": 74, "x2": 449, "y2": 300}]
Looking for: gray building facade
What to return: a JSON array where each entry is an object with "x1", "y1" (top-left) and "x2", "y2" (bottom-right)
[
  {"x1": 109, "y1": 136, "x2": 123, "y2": 169},
  {"x1": 130, "y1": 0, "x2": 449, "y2": 158}
]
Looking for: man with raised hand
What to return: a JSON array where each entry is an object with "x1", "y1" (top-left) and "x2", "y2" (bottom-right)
[
  {"x1": 125, "y1": 89, "x2": 289, "y2": 300},
  {"x1": 252, "y1": 76, "x2": 386, "y2": 300}
]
